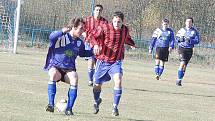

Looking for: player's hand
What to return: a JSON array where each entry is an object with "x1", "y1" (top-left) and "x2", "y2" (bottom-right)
[
  {"x1": 93, "y1": 45, "x2": 101, "y2": 55},
  {"x1": 62, "y1": 27, "x2": 71, "y2": 34}
]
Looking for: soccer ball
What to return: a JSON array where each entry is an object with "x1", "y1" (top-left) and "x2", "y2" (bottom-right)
[{"x1": 56, "y1": 99, "x2": 67, "y2": 112}]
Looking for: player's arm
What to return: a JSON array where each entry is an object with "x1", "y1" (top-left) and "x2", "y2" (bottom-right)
[
  {"x1": 189, "y1": 30, "x2": 200, "y2": 45},
  {"x1": 149, "y1": 29, "x2": 159, "y2": 54},
  {"x1": 125, "y1": 29, "x2": 136, "y2": 49},
  {"x1": 49, "y1": 27, "x2": 71, "y2": 47},
  {"x1": 149, "y1": 37, "x2": 157, "y2": 54},
  {"x1": 169, "y1": 30, "x2": 175, "y2": 52}
]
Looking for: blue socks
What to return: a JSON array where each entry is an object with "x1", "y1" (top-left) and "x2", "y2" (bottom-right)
[
  {"x1": 154, "y1": 65, "x2": 159, "y2": 75},
  {"x1": 113, "y1": 87, "x2": 122, "y2": 109},
  {"x1": 158, "y1": 66, "x2": 164, "y2": 76},
  {"x1": 66, "y1": 85, "x2": 78, "y2": 111},
  {"x1": 93, "y1": 88, "x2": 101, "y2": 104},
  {"x1": 88, "y1": 68, "x2": 95, "y2": 82},
  {"x1": 155, "y1": 65, "x2": 164, "y2": 76},
  {"x1": 178, "y1": 68, "x2": 185, "y2": 80},
  {"x1": 48, "y1": 81, "x2": 56, "y2": 106}
]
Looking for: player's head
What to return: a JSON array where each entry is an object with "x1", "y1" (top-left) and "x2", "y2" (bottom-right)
[
  {"x1": 185, "y1": 17, "x2": 193, "y2": 28},
  {"x1": 93, "y1": 4, "x2": 103, "y2": 18},
  {"x1": 112, "y1": 11, "x2": 124, "y2": 30},
  {"x1": 67, "y1": 17, "x2": 84, "y2": 38},
  {"x1": 161, "y1": 18, "x2": 169, "y2": 29}
]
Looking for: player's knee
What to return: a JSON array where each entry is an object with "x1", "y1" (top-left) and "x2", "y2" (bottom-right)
[
  {"x1": 114, "y1": 81, "x2": 122, "y2": 88},
  {"x1": 93, "y1": 84, "x2": 101, "y2": 91},
  {"x1": 69, "y1": 79, "x2": 78, "y2": 86},
  {"x1": 48, "y1": 70, "x2": 61, "y2": 81},
  {"x1": 67, "y1": 72, "x2": 78, "y2": 85},
  {"x1": 114, "y1": 77, "x2": 122, "y2": 88}
]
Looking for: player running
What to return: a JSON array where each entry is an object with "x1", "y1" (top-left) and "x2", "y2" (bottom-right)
[
  {"x1": 149, "y1": 18, "x2": 175, "y2": 80},
  {"x1": 175, "y1": 17, "x2": 200, "y2": 86}
]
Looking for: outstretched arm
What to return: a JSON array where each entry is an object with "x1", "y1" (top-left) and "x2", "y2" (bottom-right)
[{"x1": 49, "y1": 27, "x2": 71, "y2": 47}]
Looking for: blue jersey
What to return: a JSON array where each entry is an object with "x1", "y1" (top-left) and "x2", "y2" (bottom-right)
[
  {"x1": 149, "y1": 28, "x2": 175, "y2": 50},
  {"x1": 176, "y1": 27, "x2": 200, "y2": 48},
  {"x1": 44, "y1": 31, "x2": 93, "y2": 71}
]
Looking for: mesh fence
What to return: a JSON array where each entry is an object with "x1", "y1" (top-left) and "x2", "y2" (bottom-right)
[{"x1": 0, "y1": 0, "x2": 16, "y2": 52}]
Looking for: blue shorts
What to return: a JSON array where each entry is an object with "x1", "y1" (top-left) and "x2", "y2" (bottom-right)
[
  {"x1": 85, "y1": 42, "x2": 95, "y2": 61},
  {"x1": 93, "y1": 60, "x2": 123, "y2": 84}
]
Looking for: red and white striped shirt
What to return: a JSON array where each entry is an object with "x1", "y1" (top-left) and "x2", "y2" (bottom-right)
[{"x1": 90, "y1": 23, "x2": 136, "y2": 62}]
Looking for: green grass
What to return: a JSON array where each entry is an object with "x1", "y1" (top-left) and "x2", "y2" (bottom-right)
[{"x1": 0, "y1": 48, "x2": 214, "y2": 121}]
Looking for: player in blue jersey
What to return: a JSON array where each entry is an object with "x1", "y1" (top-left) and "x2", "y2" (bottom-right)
[
  {"x1": 149, "y1": 19, "x2": 175, "y2": 80},
  {"x1": 175, "y1": 17, "x2": 200, "y2": 86},
  {"x1": 44, "y1": 17, "x2": 93, "y2": 116}
]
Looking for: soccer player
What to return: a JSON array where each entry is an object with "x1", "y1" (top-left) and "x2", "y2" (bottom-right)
[
  {"x1": 88, "y1": 11, "x2": 136, "y2": 116},
  {"x1": 149, "y1": 19, "x2": 175, "y2": 80},
  {"x1": 44, "y1": 17, "x2": 93, "y2": 116},
  {"x1": 175, "y1": 17, "x2": 200, "y2": 86},
  {"x1": 83, "y1": 4, "x2": 108, "y2": 86}
]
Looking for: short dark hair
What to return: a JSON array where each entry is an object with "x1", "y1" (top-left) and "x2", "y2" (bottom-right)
[
  {"x1": 66, "y1": 17, "x2": 84, "y2": 29},
  {"x1": 94, "y1": 4, "x2": 103, "y2": 10},
  {"x1": 113, "y1": 11, "x2": 124, "y2": 21},
  {"x1": 162, "y1": 18, "x2": 169, "y2": 23},
  {"x1": 186, "y1": 17, "x2": 194, "y2": 23}
]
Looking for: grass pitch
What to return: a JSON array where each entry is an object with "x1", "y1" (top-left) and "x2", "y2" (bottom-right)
[{"x1": 0, "y1": 48, "x2": 214, "y2": 121}]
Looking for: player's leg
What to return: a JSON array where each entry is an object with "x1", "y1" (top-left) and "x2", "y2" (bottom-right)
[
  {"x1": 155, "y1": 47, "x2": 161, "y2": 80},
  {"x1": 158, "y1": 60, "x2": 165, "y2": 78},
  {"x1": 110, "y1": 61, "x2": 123, "y2": 116},
  {"x1": 85, "y1": 42, "x2": 95, "y2": 86},
  {"x1": 93, "y1": 84, "x2": 102, "y2": 114},
  {"x1": 93, "y1": 60, "x2": 111, "y2": 114},
  {"x1": 155, "y1": 59, "x2": 160, "y2": 80},
  {"x1": 87, "y1": 58, "x2": 95, "y2": 86},
  {"x1": 112, "y1": 73, "x2": 122, "y2": 116},
  {"x1": 46, "y1": 67, "x2": 61, "y2": 112},
  {"x1": 176, "y1": 48, "x2": 193, "y2": 86},
  {"x1": 177, "y1": 61, "x2": 186, "y2": 86},
  {"x1": 64, "y1": 71, "x2": 78, "y2": 116},
  {"x1": 158, "y1": 47, "x2": 169, "y2": 79}
]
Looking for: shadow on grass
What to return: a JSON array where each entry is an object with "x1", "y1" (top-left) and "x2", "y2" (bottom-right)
[
  {"x1": 127, "y1": 88, "x2": 215, "y2": 98},
  {"x1": 161, "y1": 79, "x2": 215, "y2": 86},
  {"x1": 54, "y1": 111, "x2": 152, "y2": 121}
]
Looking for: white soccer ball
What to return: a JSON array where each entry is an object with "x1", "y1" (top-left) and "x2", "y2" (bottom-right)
[{"x1": 56, "y1": 99, "x2": 67, "y2": 112}]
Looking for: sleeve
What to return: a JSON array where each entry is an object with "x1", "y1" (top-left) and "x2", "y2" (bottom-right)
[
  {"x1": 189, "y1": 30, "x2": 200, "y2": 45},
  {"x1": 169, "y1": 30, "x2": 175, "y2": 49},
  {"x1": 78, "y1": 40, "x2": 94, "y2": 57},
  {"x1": 125, "y1": 29, "x2": 136, "y2": 47},
  {"x1": 149, "y1": 37, "x2": 157, "y2": 50},
  {"x1": 49, "y1": 31, "x2": 64, "y2": 47},
  {"x1": 149, "y1": 29, "x2": 159, "y2": 50}
]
